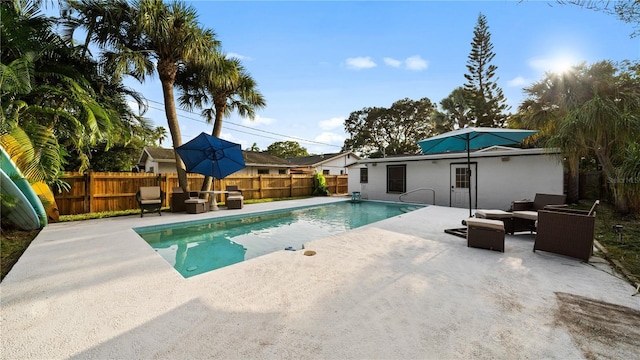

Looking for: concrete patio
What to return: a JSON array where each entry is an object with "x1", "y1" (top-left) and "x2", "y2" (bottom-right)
[{"x1": 2, "y1": 197, "x2": 639, "y2": 359}]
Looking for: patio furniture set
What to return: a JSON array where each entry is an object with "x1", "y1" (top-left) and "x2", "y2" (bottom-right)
[
  {"x1": 457, "y1": 193, "x2": 599, "y2": 262},
  {"x1": 136, "y1": 185, "x2": 244, "y2": 216}
]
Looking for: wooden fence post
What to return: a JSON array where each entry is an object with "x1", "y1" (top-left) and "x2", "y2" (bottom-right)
[
  {"x1": 83, "y1": 172, "x2": 90, "y2": 214},
  {"x1": 88, "y1": 172, "x2": 95, "y2": 213}
]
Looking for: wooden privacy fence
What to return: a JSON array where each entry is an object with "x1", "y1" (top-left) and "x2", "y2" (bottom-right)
[{"x1": 54, "y1": 172, "x2": 349, "y2": 215}]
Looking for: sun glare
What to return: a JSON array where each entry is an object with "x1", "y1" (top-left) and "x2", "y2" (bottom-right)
[{"x1": 551, "y1": 58, "x2": 574, "y2": 74}]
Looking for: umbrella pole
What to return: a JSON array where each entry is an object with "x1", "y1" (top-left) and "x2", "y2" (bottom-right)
[{"x1": 467, "y1": 138, "x2": 472, "y2": 218}]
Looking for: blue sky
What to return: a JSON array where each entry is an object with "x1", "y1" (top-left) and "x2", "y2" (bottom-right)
[{"x1": 127, "y1": 1, "x2": 637, "y2": 154}]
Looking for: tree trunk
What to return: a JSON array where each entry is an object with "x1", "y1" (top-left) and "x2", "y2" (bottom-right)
[
  {"x1": 566, "y1": 158, "x2": 580, "y2": 204},
  {"x1": 595, "y1": 148, "x2": 629, "y2": 213},
  {"x1": 158, "y1": 63, "x2": 189, "y2": 192}
]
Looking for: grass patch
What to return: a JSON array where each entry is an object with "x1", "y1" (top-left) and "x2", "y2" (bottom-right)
[
  {"x1": 580, "y1": 201, "x2": 640, "y2": 285},
  {"x1": 1, "y1": 224, "x2": 40, "y2": 281}
]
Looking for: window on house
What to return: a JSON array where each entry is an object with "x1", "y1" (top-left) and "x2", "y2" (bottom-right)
[
  {"x1": 360, "y1": 168, "x2": 368, "y2": 183},
  {"x1": 278, "y1": 169, "x2": 287, "y2": 174},
  {"x1": 387, "y1": 165, "x2": 406, "y2": 193},
  {"x1": 455, "y1": 167, "x2": 469, "y2": 189},
  {"x1": 258, "y1": 169, "x2": 269, "y2": 175},
  {"x1": 340, "y1": 170, "x2": 344, "y2": 175},
  {"x1": 322, "y1": 170, "x2": 330, "y2": 175}
]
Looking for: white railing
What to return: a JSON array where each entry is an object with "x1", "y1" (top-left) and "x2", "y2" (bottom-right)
[{"x1": 399, "y1": 188, "x2": 436, "y2": 205}]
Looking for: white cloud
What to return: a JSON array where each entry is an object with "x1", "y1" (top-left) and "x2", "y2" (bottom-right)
[
  {"x1": 508, "y1": 76, "x2": 528, "y2": 87},
  {"x1": 345, "y1": 56, "x2": 377, "y2": 70},
  {"x1": 405, "y1": 55, "x2": 428, "y2": 71},
  {"x1": 241, "y1": 114, "x2": 274, "y2": 127},
  {"x1": 315, "y1": 132, "x2": 345, "y2": 144},
  {"x1": 383, "y1": 57, "x2": 402, "y2": 68},
  {"x1": 318, "y1": 117, "x2": 344, "y2": 131},
  {"x1": 226, "y1": 52, "x2": 250, "y2": 61},
  {"x1": 383, "y1": 55, "x2": 428, "y2": 71},
  {"x1": 219, "y1": 132, "x2": 248, "y2": 149}
]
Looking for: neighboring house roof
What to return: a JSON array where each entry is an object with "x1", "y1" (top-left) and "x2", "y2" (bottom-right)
[
  {"x1": 243, "y1": 151, "x2": 293, "y2": 167},
  {"x1": 287, "y1": 151, "x2": 360, "y2": 167},
  {"x1": 138, "y1": 146, "x2": 176, "y2": 165},
  {"x1": 138, "y1": 147, "x2": 294, "y2": 168}
]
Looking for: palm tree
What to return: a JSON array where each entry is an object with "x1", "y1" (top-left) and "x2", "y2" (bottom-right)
[
  {"x1": 63, "y1": 0, "x2": 220, "y2": 191},
  {"x1": 1, "y1": 1, "x2": 107, "y2": 179},
  {"x1": 511, "y1": 66, "x2": 584, "y2": 203},
  {"x1": 153, "y1": 126, "x2": 168, "y2": 146},
  {"x1": 178, "y1": 53, "x2": 266, "y2": 192},
  {"x1": 514, "y1": 61, "x2": 640, "y2": 213},
  {"x1": 433, "y1": 87, "x2": 471, "y2": 130}
]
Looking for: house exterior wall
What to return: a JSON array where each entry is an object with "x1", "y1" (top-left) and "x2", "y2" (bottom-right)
[
  {"x1": 236, "y1": 167, "x2": 289, "y2": 175},
  {"x1": 349, "y1": 152, "x2": 563, "y2": 211},
  {"x1": 144, "y1": 160, "x2": 176, "y2": 174},
  {"x1": 316, "y1": 154, "x2": 355, "y2": 175}
]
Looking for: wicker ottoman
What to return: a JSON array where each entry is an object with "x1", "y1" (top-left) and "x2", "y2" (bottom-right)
[
  {"x1": 226, "y1": 195, "x2": 243, "y2": 209},
  {"x1": 475, "y1": 209, "x2": 516, "y2": 234},
  {"x1": 185, "y1": 199, "x2": 207, "y2": 214},
  {"x1": 467, "y1": 218, "x2": 505, "y2": 252}
]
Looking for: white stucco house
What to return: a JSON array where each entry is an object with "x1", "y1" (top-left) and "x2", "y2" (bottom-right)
[
  {"x1": 138, "y1": 147, "x2": 295, "y2": 175},
  {"x1": 287, "y1": 152, "x2": 360, "y2": 175},
  {"x1": 348, "y1": 146, "x2": 564, "y2": 211}
]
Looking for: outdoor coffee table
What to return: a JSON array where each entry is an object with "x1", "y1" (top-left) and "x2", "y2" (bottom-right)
[{"x1": 198, "y1": 190, "x2": 228, "y2": 211}]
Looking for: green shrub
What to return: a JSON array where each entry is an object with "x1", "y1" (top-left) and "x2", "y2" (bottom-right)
[{"x1": 313, "y1": 173, "x2": 330, "y2": 196}]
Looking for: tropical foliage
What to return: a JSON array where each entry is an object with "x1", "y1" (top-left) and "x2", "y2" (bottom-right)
[
  {"x1": 63, "y1": 0, "x2": 221, "y2": 191},
  {"x1": 432, "y1": 87, "x2": 472, "y2": 130},
  {"x1": 1, "y1": 0, "x2": 152, "y2": 184},
  {"x1": 267, "y1": 141, "x2": 309, "y2": 158},
  {"x1": 513, "y1": 61, "x2": 640, "y2": 213},
  {"x1": 312, "y1": 172, "x2": 329, "y2": 196}
]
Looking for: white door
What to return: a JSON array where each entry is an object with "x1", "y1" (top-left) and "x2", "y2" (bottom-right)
[
  {"x1": 360, "y1": 183, "x2": 368, "y2": 199},
  {"x1": 450, "y1": 164, "x2": 476, "y2": 209}
]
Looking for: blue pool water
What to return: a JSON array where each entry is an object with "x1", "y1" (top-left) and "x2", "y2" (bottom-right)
[{"x1": 134, "y1": 200, "x2": 424, "y2": 278}]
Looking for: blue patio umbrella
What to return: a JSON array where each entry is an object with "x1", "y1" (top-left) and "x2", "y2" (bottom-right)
[
  {"x1": 417, "y1": 127, "x2": 538, "y2": 217},
  {"x1": 175, "y1": 132, "x2": 246, "y2": 179}
]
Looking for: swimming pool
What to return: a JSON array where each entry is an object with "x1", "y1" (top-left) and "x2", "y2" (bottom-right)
[{"x1": 134, "y1": 200, "x2": 424, "y2": 278}]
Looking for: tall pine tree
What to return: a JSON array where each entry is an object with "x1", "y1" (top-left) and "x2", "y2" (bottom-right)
[{"x1": 463, "y1": 13, "x2": 509, "y2": 127}]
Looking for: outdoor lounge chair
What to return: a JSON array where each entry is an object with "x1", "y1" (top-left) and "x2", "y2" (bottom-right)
[
  {"x1": 136, "y1": 186, "x2": 165, "y2": 217},
  {"x1": 510, "y1": 193, "x2": 567, "y2": 233},
  {"x1": 169, "y1": 187, "x2": 192, "y2": 212},
  {"x1": 533, "y1": 200, "x2": 599, "y2": 262},
  {"x1": 226, "y1": 185, "x2": 244, "y2": 209}
]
